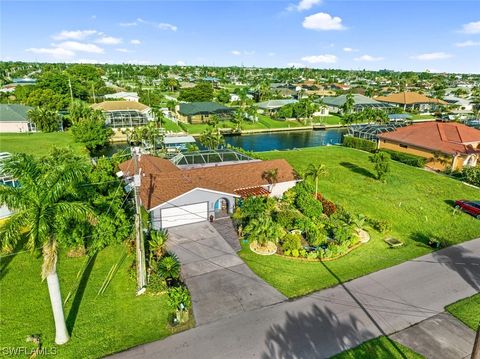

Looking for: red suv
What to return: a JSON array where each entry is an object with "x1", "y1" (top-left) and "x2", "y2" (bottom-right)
[{"x1": 455, "y1": 200, "x2": 480, "y2": 219}]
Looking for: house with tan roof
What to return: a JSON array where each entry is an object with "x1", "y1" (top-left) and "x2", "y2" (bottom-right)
[
  {"x1": 375, "y1": 91, "x2": 447, "y2": 112},
  {"x1": 91, "y1": 100, "x2": 153, "y2": 129},
  {"x1": 377, "y1": 122, "x2": 480, "y2": 171},
  {"x1": 118, "y1": 154, "x2": 299, "y2": 229}
]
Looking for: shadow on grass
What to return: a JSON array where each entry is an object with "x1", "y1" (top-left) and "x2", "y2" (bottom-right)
[
  {"x1": 340, "y1": 162, "x2": 376, "y2": 179},
  {"x1": 66, "y1": 252, "x2": 98, "y2": 334},
  {"x1": 0, "y1": 237, "x2": 28, "y2": 281}
]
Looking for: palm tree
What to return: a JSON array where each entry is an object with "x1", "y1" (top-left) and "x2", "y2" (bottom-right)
[
  {"x1": 243, "y1": 215, "x2": 282, "y2": 247},
  {"x1": 262, "y1": 168, "x2": 279, "y2": 193},
  {"x1": 199, "y1": 126, "x2": 224, "y2": 150},
  {"x1": 28, "y1": 107, "x2": 62, "y2": 132},
  {"x1": 304, "y1": 163, "x2": 327, "y2": 198},
  {"x1": 342, "y1": 93, "x2": 355, "y2": 115},
  {"x1": 0, "y1": 154, "x2": 92, "y2": 344}
]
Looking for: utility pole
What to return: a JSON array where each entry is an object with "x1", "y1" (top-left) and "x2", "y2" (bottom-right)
[
  {"x1": 68, "y1": 76, "x2": 74, "y2": 103},
  {"x1": 91, "y1": 83, "x2": 96, "y2": 103},
  {"x1": 132, "y1": 147, "x2": 147, "y2": 295}
]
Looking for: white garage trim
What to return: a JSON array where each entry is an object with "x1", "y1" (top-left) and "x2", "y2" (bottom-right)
[{"x1": 160, "y1": 202, "x2": 208, "y2": 229}]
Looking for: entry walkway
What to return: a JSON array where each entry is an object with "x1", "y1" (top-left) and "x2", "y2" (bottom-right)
[{"x1": 167, "y1": 222, "x2": 286, "y2": 326}]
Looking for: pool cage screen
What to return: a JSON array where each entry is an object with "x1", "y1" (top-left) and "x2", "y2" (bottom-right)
[
  {"x1": 105, "y1": 110, "x2": 149, "y2": 128},
  {"x1": 347, "y1": 121, "x2": 410, "y2": 142}
]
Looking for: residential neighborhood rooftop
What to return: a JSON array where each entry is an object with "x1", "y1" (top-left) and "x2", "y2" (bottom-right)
[
  {"x1": 0, "y1": 103, "x2": 32, "y2": 122},
  {"x1": 91, "y1": 100, "x2": 150, "y2": 112},
  {"x1": 375, "y1": 91, "x2": 448, "y2": 105},
  {"x1": 178, "y1": 102, "x2": 233, "y2": 116}
]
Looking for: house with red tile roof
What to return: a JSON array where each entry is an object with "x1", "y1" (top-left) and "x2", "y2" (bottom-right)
[
  {"x1": 377, "y1": 122, "x2": 480, "y2": 171},
  {"x1": 119, "y1": 155, "x2": 299, "y2": 229}
]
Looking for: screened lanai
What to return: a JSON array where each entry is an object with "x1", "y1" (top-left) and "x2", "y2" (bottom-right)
[
  {"x1": 105, "y1": 110, "x2": 149, "y2": 128},
  {"x1": 170, "y1": 149, "x2": 257, "y2": 168},
  {"x1": 347, "y1": 121, "x2": 410, "y2": 141}
]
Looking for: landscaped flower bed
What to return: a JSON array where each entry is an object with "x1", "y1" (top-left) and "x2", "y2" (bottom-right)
[{"x1": 234, "y1": 182, "x2": 384, "y2": 262}]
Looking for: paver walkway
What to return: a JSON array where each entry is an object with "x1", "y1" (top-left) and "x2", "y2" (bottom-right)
[
  {"x1": 112, "y1": 238, "x2": 480, "y2": 359},
  {"x1": 391, "y1": 312, "x2": 476, "y2": 359},
  {"x1": 167, "y1": 222, "x2": 286, "y2": 325}
]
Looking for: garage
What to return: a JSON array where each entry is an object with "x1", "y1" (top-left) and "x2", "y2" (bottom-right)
[{"x1": 160, "y1": 202, "x2": 208, "y2": 229}]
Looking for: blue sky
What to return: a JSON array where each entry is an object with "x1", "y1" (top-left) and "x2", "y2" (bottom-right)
[{"x1": 1, "y1": 0, "x2": 479, "y2": 73}]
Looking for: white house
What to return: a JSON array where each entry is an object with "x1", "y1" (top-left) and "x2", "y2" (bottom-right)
[
  {"x1": 0, "y1": 104, "x2": 36, "y2": 133},
  {"x1": 104, "y1": 92, "x2": 140, "y2": 102}
]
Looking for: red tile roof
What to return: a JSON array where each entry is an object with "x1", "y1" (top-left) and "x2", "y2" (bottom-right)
[
  {"x1": 375, "y1": 91, "x2": 447, "y2": 105},
  {"x1": 119, "y1": 156, "x2": 298, "y2": 210},
  {"x1": 234, "y1": 186, "x2": 270, "y2": 197},
  {"x1": 378, "y1": 122, "x2": 480, "y2": 155}
]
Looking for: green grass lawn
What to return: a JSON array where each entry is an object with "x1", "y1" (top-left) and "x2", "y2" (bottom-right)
[
  {"x1": 0, "y1": 245, "x2": 188, "y2": 358},
  {"x1": 332, "y1": 336, "x2": 424, "y2": 359},
  {"x1": 313, "y1": 115, "x2": 342, "y2": 125},
  {"x1": 0, "y1": 132, "x2": 86, "y2": 157},
  {"x1": 238, "y1": 146, "x2": 480, "y2": 297},
  {"x1": 162, "y1": 118, "x2": 183, "y2": 133},
  {"x1": 446, "y1": 293, "x2": 480, "y2": 331},
  {"x1": 410, "y1": 114, "x2": 435, "y2": 120}
]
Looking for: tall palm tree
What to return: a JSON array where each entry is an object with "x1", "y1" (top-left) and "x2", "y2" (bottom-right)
[
  {"x1": 199, "y1": 126, "x2": 224, "y2": 150},
  {"x1": 0, "y1": 154, "x2": 92, "y2": 345},
  {"x1": 342, "y1": 93, "x2": 355, "y2": 115},
  {"x1": 304, "y1": 163, "x2": 327, "y2": 198},
  {"x1": 262, "y1": 168, "x2": 279, "y2": 193}
]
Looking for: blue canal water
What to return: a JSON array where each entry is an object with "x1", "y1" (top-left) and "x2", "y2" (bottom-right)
[{"x1": 224, "y1": 128, "x2": 346, "y2": 152}]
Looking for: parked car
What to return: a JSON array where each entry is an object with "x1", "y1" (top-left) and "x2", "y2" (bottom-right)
[{"x1": 455, "y1": 200, "x2": 480, "y2": 219}]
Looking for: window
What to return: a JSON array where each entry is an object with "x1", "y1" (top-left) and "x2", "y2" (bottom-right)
[{"x1": 399, "y1": 144, "x2": 408, "y2": 148}]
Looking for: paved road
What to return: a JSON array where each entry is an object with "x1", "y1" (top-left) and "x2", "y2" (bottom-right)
[
  {"x1": 113, "y1": 238, "x2": 480, "y2": 359},
  {"x1": 167, "y1": 222, "x2": 286, "y2": 325}
]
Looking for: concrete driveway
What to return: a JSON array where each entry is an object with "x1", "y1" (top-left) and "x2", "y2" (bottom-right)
[{"x1": 167, "y1": 221, "x2": 286, "y2": 326}]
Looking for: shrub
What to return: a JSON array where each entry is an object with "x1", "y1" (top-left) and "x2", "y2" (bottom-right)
[
  {"x1": 316, "y1": 194, "x2": 337, "y2": 216},
  {"x1": 379, "y1": 149, "x2": 427, "y2": 168},
  {"x1": 295, "y1": 190, "x2": 323, "y2": 219},
  {"x1": 148, "y1": 274, "x2": 167, "y2": 293},
  {"x1": 369, "y1": 151, "x2": 391, "y2": 181},
  {"x1": 332, "y1": 224, "x2": 355, "y2": 244},
  {"x1": 276, "y1": 209, "x2": 303, "y2": 230},
  {"x1": 281, "y1": 233, "x2": 303, "y2": 252},
  {"x1": 157, "y1": 253, "x2": 181, "y2": 280},
  {"x1": 291, "y1": 249, "x2": 299, "y2": 257},
  {"x1": 343, "y1": 136, "x2": 377, "y2": 152},
  {"x1": 460, "y1": 166, "x2": 480, "y2": 187},
  {"x1": 367, "y1": 217, "x2": 391, "y2": 233},
  {"x1": 306, "y1": 224, "x2": 328, "y2": 247},
  {"x1": 167, "y1": 286, "x2": 191, "y2": 325}
]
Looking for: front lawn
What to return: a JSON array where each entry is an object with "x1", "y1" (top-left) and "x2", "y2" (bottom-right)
[
  {"x1": 446, "y1": 293, "x2": 480, "y2": 331},
  {"x1": 238, "y1": 146, "x2": 480, "y2": 297},
  {"x1": 0, "y1": 245, "x2": 187, "y2": 358},
  {"x1": 332, "y1": 336, "x2": 423, "y2": 359},
  {"x1": 0, "y1": 131, "x2": 86, "y2": 157}
]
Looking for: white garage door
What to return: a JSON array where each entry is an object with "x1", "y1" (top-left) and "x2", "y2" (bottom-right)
[{"x1": 160, "y1": 202, "x2": 208, "y2": 229}]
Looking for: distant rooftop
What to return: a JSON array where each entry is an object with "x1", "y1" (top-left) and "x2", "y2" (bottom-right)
[
  {"x1": 257, "y1": 99, "x2": 298, "y2": 110},
  {"x1": 178, "y1": 102, "x2": 233, "y2": 116},
  {"x1": 0, "y1": 104, "x2": 33, "y2": 122}
]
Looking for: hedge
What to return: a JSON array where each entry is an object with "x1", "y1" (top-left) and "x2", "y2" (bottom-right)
[
  {"x1": 379, "y1": 149, "x2": 427, "y2": 168},
  {"x1": 342, "y1": 136, "x2": 377, "y2": 152}
]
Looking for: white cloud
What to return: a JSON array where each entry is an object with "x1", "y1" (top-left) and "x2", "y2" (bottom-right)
[
  {"x1": 287, "y1": 62, "x2": 305, "y2": 68},
  {"x1": 354, "y1": 54, "x2": 384, "y2": 62},
  {"x1": 343, "y1": 47, "x2": 358, "y2": 52},
  {"x1": 268, "y1": 52, "x2": 276, "y2": 57},
  {"x1": 26, "y1": 47, "x2": 75, "y2": 59},
  {"x1": 96, "y1": 36, "x2": 122, "y2": 45},
  {"x1": 130, "y1": 39, "x2": 141, "y2": 45},
  {"x1": 287, "y1": 0, "x2": 322, "y2": 12},
  {"x1": 120, "y1": 21, "x2": 137, "y2": 27},
  {"x1": 303, "y1": 12, "x2": 346, "y2": 31},
  {"x1": 301, "y1": 54, "x2": 337, "y2": 64},
  {"x1": 411, "y1": 52, "x2": 453, "y2": 60},
  {"x1": 55, "y1": 41, "x2": 104, "y2": 54},
  {"x1": 137, "y1": 18, "x2": 177, "y2": 31},
  {"x1": 124, "y1": 59, "x2": 150, "y2": 65},
  {"x1": 231, "y1": 50, "x2": 242, "y2": 56},
  {"x1": 455, "y1": 40, "x2": 480, "y2": 47},
  {"x1": 231, "y1": 50, "x2": 255, "y2": 56},
  {"x1": 115, "y1": 48, "x2": 132, "y2": 53},
  {"x1": 460, "y1": 21, "x2": 480, "y2": 34},
  {"x1": 52, "y1": 30, "x2": 97, "y2": 40},
  {"x1": 176, "y1": 60, "x2": 186, "y2": 66}
]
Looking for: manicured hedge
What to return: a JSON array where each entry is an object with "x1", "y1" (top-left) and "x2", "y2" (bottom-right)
[
  {"x1": 342, "y1": 136, "x2": 377, "y2": 152},
  {"x1": 379, "y1": 149, "x2": 427, "y2": 168}
]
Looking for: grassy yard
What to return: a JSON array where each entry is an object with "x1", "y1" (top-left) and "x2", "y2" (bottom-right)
[
  {"x1": 332, "y1": 336, "x2": 423, "y2": 359},
  {"x1": 0, "y1": 132, "x2": 86, "y2": 157},
  {"x1": 0, "y1": 245, "x2": 188, "y2": 358},
  {"x1": 313, "y1": 115, "x2": 342, "y2": 125},
  {"x1": 411, "y1": 114, "x2": 435, "y2": 120},
  {"x1": 446, "y1": 293, "x2": 480, "y2": 331},
  {"x1": 238, "y1": 146, "x2": 480, "y2": 297}
]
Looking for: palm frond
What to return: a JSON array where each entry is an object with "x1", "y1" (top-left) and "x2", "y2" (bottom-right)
[
  {"x1": 0, "y1": 211, "x2": 28, "y2": 253},
  {"x1": 41, "y1": 240, "x2": 58, "y2": 279}
]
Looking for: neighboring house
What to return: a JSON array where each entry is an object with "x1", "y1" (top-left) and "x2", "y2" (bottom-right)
[
  {"x1": 118, "y1": 155, "x2": 299, "y2": 229},
  {"x1": 375, "y1": 91, "x2": 447, "y2": 112},
  {"x1": 163, "y1": 135, "x2": 196, "y2": 152},
  {"x1": 443, "y1": 96, "x2": 473, "y2": 112},
  {"x1": 104, "y1": 91, "x2": 140, "y2": 102},
  {"x1": 377, "y1": 122, "x2": 480, "y2": 171},
  {"x1": 256, "y1": 99, "x2": 298, "y2": 115},
  {"x1": 330, "y1": 83, "x2": 351, "y2": 91},
  {"x1": 91, "y1": 101, "x2": 153, "y2": 128},
  {"x1": 0, "y1": 152, "x2": 16, "y2": 219},
  {"x1": 176, "y1": 102, "x2": 234, "y2": 124},
  {"x1": 0, "y1": 104, "x2": 36, "y2": 133},
  {"x1": 0, "y1": 84, "x2": 16, "y2": 93},
  {"x1": 323, "y1": 94, "x2": 391, "y2": 114}
]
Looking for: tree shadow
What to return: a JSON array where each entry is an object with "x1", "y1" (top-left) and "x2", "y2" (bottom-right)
[
  {"x1": 261, "y1": 304, "x2": 375, "y2": 359},
  {"x1": 431, "y1": 245, "x2": 480, "y2": 292},
  {"x1": 66, "y1": 252, "x2": 98, "y2": 334},
  {"x1": 340, "y1": 162, "x2": 375, "y2": 179},
  {"x1": 0, "y1": 237, "x2": 28, "y2": 281},
  {"x1": 409, "y1": 232, "x2": 435, "y2": 249}
]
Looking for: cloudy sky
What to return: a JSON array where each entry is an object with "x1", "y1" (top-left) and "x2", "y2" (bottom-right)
[{"x1": 1, "y1": 0, "x2": 479, "y2": 73}]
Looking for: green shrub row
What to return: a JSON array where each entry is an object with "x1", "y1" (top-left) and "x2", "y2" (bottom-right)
[
  {"x1": 342, "y1": 136, "x2": 377, "y2": 152},
  {"x1": 379, "y1": 149, "x2": 427, "y2": 168}
]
